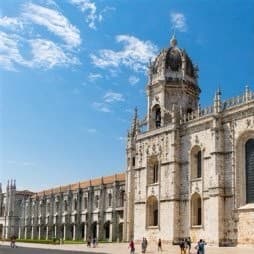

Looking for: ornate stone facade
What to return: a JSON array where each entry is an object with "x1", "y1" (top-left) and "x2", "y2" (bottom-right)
[
  {"x1": 0, "y1": 35, "x2": 254, "y2": 246},
  {"x1": 0, "y1": 174, "x2": 125, "y2": 242},
  {"x1": 124, "y1": 36, "x2": 254, "y2": 246}
]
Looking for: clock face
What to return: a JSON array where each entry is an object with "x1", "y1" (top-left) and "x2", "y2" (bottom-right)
[{"x1": 166, "y1": 48, "x2": 182, "y2": 71}]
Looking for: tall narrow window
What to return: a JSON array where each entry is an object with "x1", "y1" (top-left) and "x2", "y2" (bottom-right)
[
  {"x1": 74, "y1": 199, "x2": 78, "y2": 210},
  {"x1": 132, "y1": 157, "x2": 136, "y2": 167},
  {"x1": 147, "y1": 157, "x2": 159, "y2": 185},
  {"x1": 153, "y1": 162, "x2": 159, "y2": 183},
  {"x1": 95, "y1": 195, "x2": 99, "y2": 208},
  {"x1": 146, "y1": 196, "x2": 159, "y2": 227},
  {"x1": 155, "y1": 108, "x2": 161, "y2": 128},
  {"x1": 64, "y1": 200, "x2": 68, "y2": 211},
  {"x1": 55, "y1": 202, "x2": 59, "y2": 213},
  {"x1": 246, "y1": 139, "x2": 254, "y2": 203},
  {"x1": 152, "y1": 104, "x2": 161, "y2": 129},
  {"x1": 191, "y1": 146, "x2": 202, "y2": 179},
  {"x1": 197, "y1": 151, "x2": 202, "y2": 178},
  {"x1": 108, "y1": 193, "x2": 112, "y2": 207},
  {"x1": 120, "y1": 191, "x2": 125, "y2": 207},
  {"x1": 191, "y1": 193, "x2": 202, "y2": 226},
  {"x1": 84, "y1": 197, "x2": 88, "y2": 209}
]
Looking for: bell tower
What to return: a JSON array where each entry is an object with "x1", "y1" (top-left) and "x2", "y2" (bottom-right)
[{"x1": 146, "y1": 35, "x2": 200, "y2": 130}]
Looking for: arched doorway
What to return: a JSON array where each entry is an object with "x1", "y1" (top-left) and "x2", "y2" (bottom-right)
[
  {"x1": 118, "y1": 223, "x2": 123, "y2": 242},
  {"x1": 104, "y1": 221, "x2": 110, "y2": 240},
  {"x1": 91, "y1": 222, "x2": 97, "y2": 238}
]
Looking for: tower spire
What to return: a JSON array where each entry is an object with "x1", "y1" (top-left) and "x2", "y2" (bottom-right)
[{"x1": 129, "y1": 107, "x2": 138, "y2": 138}]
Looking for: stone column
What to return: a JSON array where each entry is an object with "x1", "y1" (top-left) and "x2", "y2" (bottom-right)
[
  {"x1": 83, "y1": 224, "x2": 86, "y2": 241},
  {"x1": 31, "y1": 226, "x2": 34, "y2": 239},
  {"x1": 46, "y1": 226, "x2": 49, "y2": 240},
  {"x1": 18, "y1": 226, "x2": 21, "y2": 239},
  {"x1": 63, "y1": 224, "x2": 66, "y2": 240},
  {"x1": 24, "y1": 227, "x2": 27, "y2": 239},
  {"x1": 109, "y1": 222, "x2": 113, "y2": 242},
  {"x1": 96, "y1": 223, "x2": 99, "y2": 239},
  {"x1": 38, "y1": 226, "x2": 41, "y2": 240},
  {"x1": 73, "y1": 224, "x2": 76, "y2": 240},
  {"x1": 54, "y1": 225, "x2": 56, "y2": 238}
]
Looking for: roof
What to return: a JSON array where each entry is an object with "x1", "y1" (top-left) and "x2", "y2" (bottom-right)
[
  {"x1": 17, "y1": 190, "x2": 34, "y2": 196},
  {"x1": 32, "y1": 173, "x2": 125, "y2": 198}
]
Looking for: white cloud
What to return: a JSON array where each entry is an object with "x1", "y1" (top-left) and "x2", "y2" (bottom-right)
[
  {"x1": 22, "y1": 3, "x2": 81, "y2": 48},
  {"x1": 104, "y1": 92, "x2": 124, "y2": 103},
  {"x1": 118, "y1": 136, "x2": 127, "y2": 141},
  {"x1": 128, "y1": 75, "x2": 139, "y2": 86},
  {"x1": 0, "y1": 31, "x2": 27, "y2": 71},
  {"x1": 29, "y1": 39, "x2": 79, "y2": 68},
  {"x1": 170, "y1": 12, "x2": 187, "y2": 32},
  {"x1": 88, "y1": 73, "x2": 103, "y2": 82},
  {"x1": 87, "y1": 128, "x2": 97, "y2": 133},
  {"x1": 0, "y1": 3, "x2": 81, "y2": 71},
  {"x1": 92, "y1": 102, "x2": 111, "y2": 113},
  {"x1": 0, "y1": 16, "x2": 23, "y2": 30},
  {"x1": 69, "y1": 0, "x2": 99, "y2": 29},
  {"x1": 90, "y1": 35, "x2": 158, "y2": 72}
]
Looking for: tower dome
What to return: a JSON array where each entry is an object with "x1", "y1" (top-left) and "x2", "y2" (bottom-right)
[
  {"x1": 149, "y1": 35, "x2": 199, "y2": 88},
  {"x1": 146, "y1": 35, "x2": 201, "y2": 130}
]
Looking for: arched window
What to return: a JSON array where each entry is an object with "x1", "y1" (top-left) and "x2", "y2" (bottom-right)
[
  {"x1": 147, "y1": 157, "x2": 159, "y2": 185},
  {"x1": 146, "y1": 196, "x2": 159, "y2": 227},
  {"x1": 152, "y1": 104, "x2": 161, "y2": 129},
  {"x1": 64, "y1": 200, "x2": 68, "y2": 211},
  {"x1": 191, "y1": 146, "x2": 202, "y2": 179},
  {"x1": 246, "y1": 139, "x2": 254, "y2": 203},
  {"x1": 47, "y1": 202, "x2": 50, "y2": 213},
  {"x1": 197, "y1": 151, "x2": 202, "y2": 178},
  {"x1": 108, "y1": 193, "x2": 112, "y2": 207},
  {"x1": 55, "y1": 202, "x2": 59, "y2": 213},
  {"x1": 74, "y1": 199, "x2": 78, "y2": 210},
  {"x1": 92, "y1": 221, "x2": 97, "y2": 238},
  {"x1": 120, "y1": 190, "x2": 125, "y2": 207},
  {"x1": 153, "y1": 162, "x2": 159, "y2": 183},
  {"x1": 104, "y1": 221, "x2": 110, "y2": 239},
  {"x1": 84, "y1": 197, "x2": 88, "y2": 209},
  {"x1": 191, "y1": 193, "x2": 202, "y2": 226},
  {"x1": 95, "y1": 195, "x2": 99, "y2": 209}
]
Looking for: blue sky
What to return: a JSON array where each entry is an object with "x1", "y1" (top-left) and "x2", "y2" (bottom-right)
[{"x1": 0, "y1": 0, "x2": 254, "y2": 192}]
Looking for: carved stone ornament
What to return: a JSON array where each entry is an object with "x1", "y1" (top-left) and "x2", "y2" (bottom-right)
[{"x1": 195, "y1": 135, "x2": 199, "y2": 144}]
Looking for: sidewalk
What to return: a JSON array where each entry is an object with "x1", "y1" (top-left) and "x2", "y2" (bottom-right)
[{"x1": 1, "y1": 241, "x2": 254, "y2": 254}]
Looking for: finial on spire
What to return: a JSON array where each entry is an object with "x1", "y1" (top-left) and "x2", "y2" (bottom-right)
[{"x1": 170, "y1": 30, "x2": 177, "y2": 47}]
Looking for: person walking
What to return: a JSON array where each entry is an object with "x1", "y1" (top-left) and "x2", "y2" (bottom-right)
[
  {"x1": 144, "y1": 238, "x2": 148, "y2": 253},
  {"x1": 141, "y1": 237, "x2": 146, "y2": 253},
  {"x1": 129, "y1": 239, "x2": 135, "y2": 254},
  {"x1": 87, "y1": 236, "x2": 91, "y2": 247},
  {"x1": 158, "y1": 238, "x2": 162, "y2": 252},
  {"x1": 179, "y1": 239, "x2": 186, "y2": 254},
  {"x1": 196, "y1": 239, "x2": 207, "y2": 254},
  {"x1": 186, "y1": 237, "x2": 191, "y2": 254}
]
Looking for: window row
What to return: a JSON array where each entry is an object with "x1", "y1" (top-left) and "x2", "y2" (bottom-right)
[{"x1": 145, "y1": 194, "x2": 202, "y2": 228}]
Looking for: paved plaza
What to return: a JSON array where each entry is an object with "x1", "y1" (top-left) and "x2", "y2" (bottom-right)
[{"x1": 1, "y1": 242, "x2": 254, "y2": 254}]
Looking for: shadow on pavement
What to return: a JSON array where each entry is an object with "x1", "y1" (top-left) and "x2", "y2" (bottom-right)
[{"x1": 0, "y1": 246, "x2": 107, "y2": 254}]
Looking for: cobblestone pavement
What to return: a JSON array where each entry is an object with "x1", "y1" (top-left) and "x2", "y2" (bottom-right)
[{"x1": 0, "y1": 241, "x2": 254, "y2": 254}]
